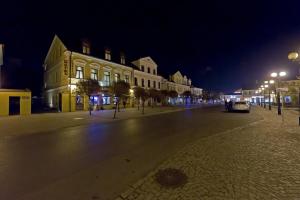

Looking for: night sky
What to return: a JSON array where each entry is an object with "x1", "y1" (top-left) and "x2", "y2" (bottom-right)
[{"x1": 2, "y1": 0, "x2": 300, "y2": 95}]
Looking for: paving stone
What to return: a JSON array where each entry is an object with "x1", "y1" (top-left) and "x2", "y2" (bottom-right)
[{"x1": 115, "y1": 107, "x2": 300, "y2": 200}]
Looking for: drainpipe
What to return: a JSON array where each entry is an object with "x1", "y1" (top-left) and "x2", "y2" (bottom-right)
[{"x1": 69, "y1": 51, "x2": 72, "y2": 112}]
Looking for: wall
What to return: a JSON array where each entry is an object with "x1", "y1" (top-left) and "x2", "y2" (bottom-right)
[{"x1": 0, "y1": 91, "x2": 31, "y2": 116}]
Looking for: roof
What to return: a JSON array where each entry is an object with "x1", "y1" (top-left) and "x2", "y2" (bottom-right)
[
  {"x1": 0, "y1": 89, "x2": 31, "y2": 92},
  {"x1": 54, "y1": 34, "x2": 138, "y2": 69}
]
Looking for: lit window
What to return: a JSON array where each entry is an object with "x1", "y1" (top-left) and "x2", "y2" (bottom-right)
[
  {"x1": 102, "y1": 96, "x2": 111, "y2": 105},
  {"x1": 76, "y1": 66, "x2": 84, "y2": 79},
  {"x1": 103, "y1": 71, "x2": 110, "y2": 86},
  {"x1": 125, "y1": 75, "x2": 129, "y2": 83},
  {"x1": 114, "y1": 73, "x2": 120, "y2": 82},
  {"x1": 90, "y1": 69, "x2": 98, "y2": 80}
]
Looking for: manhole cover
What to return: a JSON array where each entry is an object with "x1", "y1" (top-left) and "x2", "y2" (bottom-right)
[{"x1": 155, "y1": 168, "x2": 188, "y2": 188}]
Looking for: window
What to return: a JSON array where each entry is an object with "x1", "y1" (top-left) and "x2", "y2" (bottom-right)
[
  {"x1": 141, "y1": 65, "x2": 144, "y2": 72},
  {"x1": 147, "y1": 67, "x2": 150, "y2": 73},
  {"x1": 153, "y1": 81, "x2": 156, "y2": 89},
  {"x1": 103, "y1": 71, "x2": 110, "y2": 86},
  {"x1": 158, "y1": 82, "x2": 160, "y2": 89},
  {"x1": 153, "y1": 69, "x2": 156, "y2": 75},
  {"x1": 142, "y1": 79, "x2": 145, "y2": 87},
  {"x1": 114, "y1": 73, "x2": 120, "y2": 82},
  {"x1": 135, "y1": 77, "x2": 138, "y2": 86},
  {"x1": 148, "y1": 80, "x2": 151, "y2": 87},
  {"x1": 102, "y1": 96, "x2": 111, "y2": 105},
  {"x1": 90, "y1": 69, "x2": 98, "y2": 80},
  {"x1": 125, "y1": 75, "x2": 129, "y2": 83},
  {"x1": 76, "y1": 66, "x2": 84, "y2": 79}
]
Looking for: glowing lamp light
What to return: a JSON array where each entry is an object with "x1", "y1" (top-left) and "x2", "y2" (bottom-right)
[
  {"x1": 260, "y1": 85, "x2": 264, "y2": 88},
  {"x1": 264, "y1": 85, "x2": 269, "y2": 88},
  {"x1": 271, "y1": 72, "x2": 278, "y2": 77},
  {"x1": 269, "y1": 80, "x2": 275, "y2": 84},
  {"x1": 129, "y1": 89, "x2": 134, "y2": 94},
  {"x1": 279, "y1": 71, "x2": 287, "y2": 77},
  {"x1": 288, "y1": 51, "x2": 299, "y2": 60},
  {"x1": 264, "y1": 81, "x2": 268, "y2": 84}
]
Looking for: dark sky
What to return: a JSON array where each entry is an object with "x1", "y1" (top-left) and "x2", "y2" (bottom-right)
[{"x1": 2, "y1": 0, "x2": 300, "y2": 95}]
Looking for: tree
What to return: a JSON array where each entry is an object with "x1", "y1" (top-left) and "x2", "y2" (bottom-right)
[
  {"x1": 148, "y1": 88, "x2": 159, "y2": 108},
  {"x1": 160, "y1": 90, "x2": 169, "y2": 106},
  {"x1": 134, "y1": 87, "x2": 148, "y2": 114},
  {"x1": 77, "y1": 79, "x2": 101, "y2": 116},
  {"x1": 168, "y1": 90, "x2": 178, "y2": 105},
  {"x1": 109, "y1": 80, "x2": 130, "y2": 119},
  {"x1": 182, "y1": 90, "x2": 192, "y2": 105}
]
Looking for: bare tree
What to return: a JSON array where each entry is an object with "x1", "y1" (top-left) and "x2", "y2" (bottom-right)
[
  {"x1": 109, "y1": 80, "x2": 130, "y2": 119},
  {"x1": 134, "y1": 87, "x2": 148, "y2": 114}
]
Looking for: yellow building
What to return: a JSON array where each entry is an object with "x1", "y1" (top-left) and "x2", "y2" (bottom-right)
[
  {"x1": 43, "y1": 35, "x2": 133, "y2": 112},
  {"x1": 0, "y1": 89, "x2": 31, "y2": 116},
  {"x1": 43, "y1": 35, "x2": 204, "y2": 112}
]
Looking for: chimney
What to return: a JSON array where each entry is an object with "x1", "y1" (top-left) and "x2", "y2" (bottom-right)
[
  {"x1": 81, "y1": 39, "x2": 91, "y2": 55},
  {"x1": 120, "y1": 52, "x2": 125, "y2": 65},
  {"x1": 105, "y1": 48, "x2": 111, "y2": 60}
]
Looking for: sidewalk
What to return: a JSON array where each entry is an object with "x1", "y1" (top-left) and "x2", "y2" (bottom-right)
[
  {"x1": 115, "y1": 106, "x2": 300, "y2": 200},
  {"x1": 0, "y1": 105, "x2": 204, "y2": 139}
]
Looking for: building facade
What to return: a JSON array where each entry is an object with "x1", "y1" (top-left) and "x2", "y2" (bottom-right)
[
  {"x1": 43, "y1": 35, "x2": 203, "y2": 112},
  {"x1": 44, "y1": 35, "x2": 133, "y2": 112},
  {"x1": 132, "y1": 57, "x2": 163, "y2": 90}
]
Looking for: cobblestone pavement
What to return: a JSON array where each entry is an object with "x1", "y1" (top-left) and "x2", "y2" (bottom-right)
[{"x1": 116, "y1": 107, "x2": 300, "y2": 200}]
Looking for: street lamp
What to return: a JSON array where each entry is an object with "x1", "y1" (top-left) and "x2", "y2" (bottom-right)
[
  {"x1": 264, "y1": 84, "x2": 270, "y2": 109},
  {"x1": 270, "y1": 71, "x2": 287, "y2": 115},
  {"x1": 288, "y1": 51, "x2": 300, "y2": 126},
  {"x1": 262, "y1": 87, "x2": 266, "y2": 108},
  {"x1": 268, "y1": 80, "x2": 275, "y2": 110}
]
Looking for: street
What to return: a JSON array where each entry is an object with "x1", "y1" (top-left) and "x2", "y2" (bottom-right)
[{"x1": 0, "y1": 105, "x2": 262, "y2": 200}]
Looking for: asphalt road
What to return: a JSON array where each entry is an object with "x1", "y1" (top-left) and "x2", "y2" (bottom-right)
[{"x1": 0, "y1": 105, "x2": 262, "y2": 200}]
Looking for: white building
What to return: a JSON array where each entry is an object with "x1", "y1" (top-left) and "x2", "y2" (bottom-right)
[{"x1": 132, "y1": 57, "x2": 163, "y2": 90}]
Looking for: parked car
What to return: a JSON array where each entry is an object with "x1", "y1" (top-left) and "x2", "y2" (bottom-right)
[{"x1": 231, "y1": 101, "x2": 250, "y2": 113}]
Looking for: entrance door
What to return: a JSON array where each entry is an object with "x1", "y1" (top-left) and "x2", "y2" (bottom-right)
[{"x1": 9, "y1": 96, "x2": 20, "y2": 115}]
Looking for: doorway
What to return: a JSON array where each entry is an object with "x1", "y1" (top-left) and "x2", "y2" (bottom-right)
[{"x1": 9, "y1": 96, "x2": 20, "y2": 115}]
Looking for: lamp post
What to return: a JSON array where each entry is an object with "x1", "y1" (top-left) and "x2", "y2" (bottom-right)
[
  {"x1": 260, "y1": 85, "x2": 265, "y2": 107},
  {"x1": 268, "y1": 80, "x2": 275, "y2": 110},
  {"x1": 264, "y1": 83, "x2": 269, "y2": 109},
  {"x1": 262, "y1": 87, "x2": 266, "y2": 108},
  {"x1": 288, "y1": 51, "x2": 300, "y2": 125},
  {"x1": 271, "y1": 71, "x2": 287, "y2": 115}
]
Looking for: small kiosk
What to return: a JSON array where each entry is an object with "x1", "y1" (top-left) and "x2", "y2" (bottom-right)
[{"x1": 0, "y1": 89, "x2": 31, "y2": 116}]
